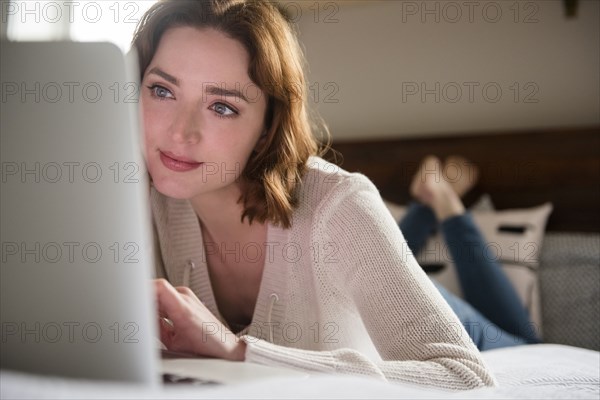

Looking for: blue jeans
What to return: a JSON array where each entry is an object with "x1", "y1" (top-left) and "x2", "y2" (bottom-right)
[{"x1": 400, "y1": 203, "x2": 541, "y2": 350}]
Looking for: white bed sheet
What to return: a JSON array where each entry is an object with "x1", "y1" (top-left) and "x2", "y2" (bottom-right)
[{"x1": 1, "y1": 344, "x2": 598, "y2": 399}]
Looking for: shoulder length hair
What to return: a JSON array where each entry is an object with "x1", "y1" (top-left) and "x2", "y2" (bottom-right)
[{"x1": 132, "y1": 0, "x2": 330, "y2": 228}]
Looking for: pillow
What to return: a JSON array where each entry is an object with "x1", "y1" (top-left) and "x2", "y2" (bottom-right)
[
  {"x1": 472, "y1": 203, "x2": 553, "y2": 267},
  {"x1": 384, "y1": 198, "x2": 553, "y2": 338}
]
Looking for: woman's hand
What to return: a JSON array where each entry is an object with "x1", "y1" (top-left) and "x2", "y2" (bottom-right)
[{"x1": 154, "y1": 279, "x2": 247, "y2": 361}]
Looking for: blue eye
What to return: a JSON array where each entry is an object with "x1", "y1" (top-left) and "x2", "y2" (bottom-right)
[
  {"x1": 147, "y1": 85, "x2": 174, "y2": 100},
  {"x1": 210, "y1": 102, "x2": 238, "y2": 117}
]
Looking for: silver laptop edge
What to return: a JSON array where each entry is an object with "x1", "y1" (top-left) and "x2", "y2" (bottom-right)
[{"x1": 0, "y1": 40, "x2": 159, "y2": 385}]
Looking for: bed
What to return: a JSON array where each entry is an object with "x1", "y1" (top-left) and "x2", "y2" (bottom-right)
[
  {"x1": 2, "y1": 343, "x2": 599, "y2": 399},
  {"x1": 1, "y1": 127, "x2": 599, "y2": 399}
]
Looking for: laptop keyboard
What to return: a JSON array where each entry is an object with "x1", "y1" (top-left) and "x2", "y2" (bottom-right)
[{"x1": 162, "y1": 373, "x2": 221, "y2": 386}]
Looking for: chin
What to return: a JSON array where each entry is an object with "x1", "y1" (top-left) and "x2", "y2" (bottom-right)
[{"x1": 148, "y1": 170, "x2": 194, "y2": 200}]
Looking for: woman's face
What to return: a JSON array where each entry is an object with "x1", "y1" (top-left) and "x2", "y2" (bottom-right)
[{"x1": 141, "y1": 26, "x2": 267, "y2": 200}]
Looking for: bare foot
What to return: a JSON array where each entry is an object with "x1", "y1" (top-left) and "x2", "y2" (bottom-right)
[
  {"x1": 410, "y1": 156, "x2": 442, "y2": 204},
  {"x1": 444, "y1": 156, "x2": 479, "y2": 198},
  {"x1": 410, "y1": 156, "x2": 465, "y2": 221}
]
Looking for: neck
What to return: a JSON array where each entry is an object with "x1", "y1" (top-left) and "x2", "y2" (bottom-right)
[
  {"x1": 190, "y1": 183, "x2": 268, "y2": 271},
  {"x1": 189, "y1": 183, "x2": 241, "y2": 236}
]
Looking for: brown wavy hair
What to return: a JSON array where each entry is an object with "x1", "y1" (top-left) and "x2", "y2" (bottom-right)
[{"x1": 132, "y1": 0, "x2": 330, "y2": 228}]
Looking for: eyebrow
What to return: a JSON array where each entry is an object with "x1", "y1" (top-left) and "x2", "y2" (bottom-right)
[
  {"x1": 147, "y1": 67, "x2": 249, "y2": 103},
  {"x1": 147, "y1": 67, "x2": 179, "y2": 86},
  {"x1": 204, "y1": 85, "x2": 249, "y2": 103}
]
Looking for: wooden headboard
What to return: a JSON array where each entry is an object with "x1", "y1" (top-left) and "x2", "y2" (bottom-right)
[{"x1": 330, "y1": 127, "x2": 600, "y2": 232}]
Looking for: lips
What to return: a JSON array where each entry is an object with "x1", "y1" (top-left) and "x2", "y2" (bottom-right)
[{"x1": 159, "y1": 150, "x2": 203, "y2": 172}]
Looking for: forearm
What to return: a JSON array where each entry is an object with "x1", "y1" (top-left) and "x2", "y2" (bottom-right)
[{"x1": 240, "y1": 335, "x2": 496, "y2": 390}]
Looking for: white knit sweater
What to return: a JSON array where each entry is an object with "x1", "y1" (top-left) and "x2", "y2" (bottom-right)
[{"x1": 150, "y1": 156, "x2": 497, "y2": 390}]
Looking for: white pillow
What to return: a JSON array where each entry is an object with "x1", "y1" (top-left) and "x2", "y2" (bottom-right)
[
  {"x1": 473, "y1": 203, "x2": 553, "y2": 267},
  {"x1": 384, "y1": 199, "x2": 552, "y2": 338}
]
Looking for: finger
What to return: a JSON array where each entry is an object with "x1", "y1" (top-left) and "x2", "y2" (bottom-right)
[
  {"x1": 156, "y1": 303, "x2": 169, "y2": 320},
  {"x1": 173, "y1": 286, "x2": 207, "y2": 309},
  {"x1": 174, "y1": 286, "x2": 195, "y2": 297},
  {"x1": 173, "y1": 286, "x2": 206, "y2": 310},
  {"x1": 154, "y1": 279, "x2": 184, "y2": 319},
  {"x1": 159, "y1": 316, "x2": 174, "y2": 328},
  {"x1": 159, "y1": 317, "x2": 174, "y2": 348}
]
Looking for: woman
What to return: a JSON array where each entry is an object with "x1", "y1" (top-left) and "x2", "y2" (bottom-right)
[{"x1": 133, "y1": 0, "x2": 496, "y2": 390}]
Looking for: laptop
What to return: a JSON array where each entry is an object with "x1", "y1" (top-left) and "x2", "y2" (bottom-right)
[
  {"x1": 0, "y1": 40, "x2": 160, "y2": 384},
  {"x1": 0, "y1": 40, "x2": 308, "y2": 388}
]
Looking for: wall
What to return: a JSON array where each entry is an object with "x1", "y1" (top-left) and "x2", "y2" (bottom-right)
[{"x1": 294, "y1": 0, "x2": 600, "y2": 140}]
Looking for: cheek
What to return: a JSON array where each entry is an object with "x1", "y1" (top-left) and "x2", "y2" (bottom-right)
[
  {"x1": 229, "y1": 133, "x2": 262, "y2": 171},
  {"x1": 141, "y1": 100, "x2": 160, "y2": 146}
]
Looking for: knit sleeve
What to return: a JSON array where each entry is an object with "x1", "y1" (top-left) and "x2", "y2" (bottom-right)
[{"x1": 241, "y1": 174, "x2": 497, "y2": 391}]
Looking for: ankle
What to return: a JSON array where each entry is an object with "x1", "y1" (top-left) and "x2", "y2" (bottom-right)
[{"x1": 430, "y1": 189, "x2": 465, "y2": 221}]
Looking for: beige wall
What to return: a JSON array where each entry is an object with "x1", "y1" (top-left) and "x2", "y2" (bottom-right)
[{"x1": 293, "y1": 0, "x2": 600, "y2": 140}]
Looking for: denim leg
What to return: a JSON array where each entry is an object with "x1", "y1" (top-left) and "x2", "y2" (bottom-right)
[
  {"x1": 399, "y1": 203, "x2": 438, "y2": 255},
  {"x1": 433, "y1": 280, "x2": 529, "y2": 351},
  {"x1": 440, "y1": 213, "x2": 541, "y2": 343}
]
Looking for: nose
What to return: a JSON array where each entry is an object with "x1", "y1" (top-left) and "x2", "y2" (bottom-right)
[{"x1": 169, "y1": 104, "x2": 202, "y2": 145}]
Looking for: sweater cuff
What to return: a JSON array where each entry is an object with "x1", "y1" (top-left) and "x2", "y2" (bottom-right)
[{"x1": 240, "y1": 335, "x2": 336, "y2": 374}]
